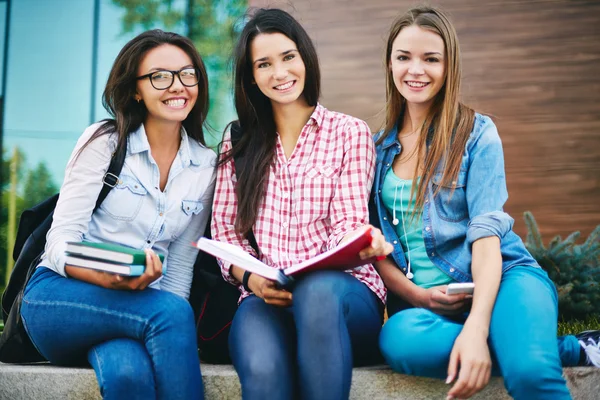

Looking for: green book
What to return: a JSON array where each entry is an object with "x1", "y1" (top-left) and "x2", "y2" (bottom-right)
[
  {"x1": 65, "y1": 241, "x2": 165, "y2": 265},
  {"x1": 65, "y1": 255, "x2": 147, "y2": 276}
]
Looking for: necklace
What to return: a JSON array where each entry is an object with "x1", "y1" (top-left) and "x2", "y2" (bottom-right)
[
  {"x1": 398, "y1": 126, "x2": 420, "y2": 138},
  {"x1": 392, "y1": 179, "x2": 414, "y2": 280}
]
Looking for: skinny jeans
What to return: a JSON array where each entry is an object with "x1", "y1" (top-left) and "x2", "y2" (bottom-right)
[
  {"x1": 21, "y1": 267, "x2": 204, "y2": 400},
  {"x1": 380, "y1": 266, "x2": 580, "y2": 400},
  {"x1": 229, "y1": 270, "x2": 383, "y2": 400}
]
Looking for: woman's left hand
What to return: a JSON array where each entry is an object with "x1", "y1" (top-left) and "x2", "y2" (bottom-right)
[
  {"x1": 345, "y1": 225, "x2": 393, "y2": 260},
  {"x1": 446, "y1": 323, "x2": 492, "y2": 399},
  {"x1": 109, "y1": 249, "x2": 163, "y2": 291}
]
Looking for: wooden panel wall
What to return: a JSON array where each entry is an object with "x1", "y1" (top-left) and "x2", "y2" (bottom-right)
[{"x1": 249, "y1": 0, "x2": 600, "y2": 241}]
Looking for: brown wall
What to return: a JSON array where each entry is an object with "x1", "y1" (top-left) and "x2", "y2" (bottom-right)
[{"x1": 249, "y1": 0, "x2": 600, "y2": 241}]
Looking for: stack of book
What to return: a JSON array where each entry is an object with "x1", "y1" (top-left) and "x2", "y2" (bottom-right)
[{"x1": 65, "y1": 242, "x2": 165, "y2": 276}]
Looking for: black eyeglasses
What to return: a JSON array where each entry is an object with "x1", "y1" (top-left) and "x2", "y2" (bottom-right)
[{"x1": 136, "y1": 67, "x2": 199, "y2": 90}]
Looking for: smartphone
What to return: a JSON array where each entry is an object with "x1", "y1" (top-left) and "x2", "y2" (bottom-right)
[{"x1": 446, "y1": 282, "x2": 475, "y2": 295}]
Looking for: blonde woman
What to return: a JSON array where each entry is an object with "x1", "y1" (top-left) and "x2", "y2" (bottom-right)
[{"x1": 371, "y1": 6, "x2": 600, "y2": 400}]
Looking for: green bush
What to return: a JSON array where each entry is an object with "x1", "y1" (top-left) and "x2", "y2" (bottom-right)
[{"x1": 524, "y1": 211, "x2": 600, "y2": 321}]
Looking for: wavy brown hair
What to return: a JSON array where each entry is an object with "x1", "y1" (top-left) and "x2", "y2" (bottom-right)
[
  {"x1": 381, "y1": 6, "x2": 474, "y2": 215},
  {"x1": 81, "y1": 29, "x2": 209, "y2": 155},
  {"x1": 221, "y1": 8, "x2": 321, "y2": 236}
]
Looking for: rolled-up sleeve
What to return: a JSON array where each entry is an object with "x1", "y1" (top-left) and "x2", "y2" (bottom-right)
[{"x1": 465, "y1": 116, "x2": 514, "y2": 244}]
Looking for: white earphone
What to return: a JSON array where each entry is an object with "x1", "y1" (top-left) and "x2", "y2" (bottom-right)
[{"x1": 392, "y1": 181, "x2": 413, "y2": 280}]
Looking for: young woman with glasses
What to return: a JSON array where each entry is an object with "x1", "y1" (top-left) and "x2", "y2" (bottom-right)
[
  {"x1": 20, "y1": 30, "x2": 214, "y2": 399},
  {"x1": 371, "y1": 6, "x2": 600, "y2": 400},
  {"x1": 210, "y1": 8, "x2": 393, "y2": 399}
]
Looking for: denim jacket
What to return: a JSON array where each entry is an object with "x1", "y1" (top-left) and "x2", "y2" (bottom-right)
[{"x1": 370, "y1": 113, "x2": 538, "y2": 308}]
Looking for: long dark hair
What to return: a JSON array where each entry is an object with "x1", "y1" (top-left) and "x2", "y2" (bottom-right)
[
  {"x1": 82, "y1": 29, "x2": 209, "y2": 155},
  {"x1": 222, "y1": 8, "x2": 321, "y2": 236}
]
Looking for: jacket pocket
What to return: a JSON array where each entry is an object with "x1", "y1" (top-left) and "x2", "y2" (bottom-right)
[
  {"x1": 100, "y1": 175, "x2": 148, "y2": 221},
  {"x1": 173, "y1": 199, "x2": 204, "y2": 238},
  {"x1": 431, "y1": 170, "x2": 468, "y2": 222}
]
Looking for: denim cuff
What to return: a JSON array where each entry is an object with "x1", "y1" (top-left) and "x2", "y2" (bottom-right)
[{"x1": 466, "y1": 211, "x2": 514, "y2": 244}]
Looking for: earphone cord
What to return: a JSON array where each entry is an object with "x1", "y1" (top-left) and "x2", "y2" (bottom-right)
[
  {"x1": 393, "y1": 183, "x2": 398, "y2": 224},
  {"x1": 400, "y1": 183, "x2": 412, "y2": 279}
]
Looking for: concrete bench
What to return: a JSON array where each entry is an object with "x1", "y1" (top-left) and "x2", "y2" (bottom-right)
[{"x1": 0, "y1": 362, "x2": 598, "y2": 399}]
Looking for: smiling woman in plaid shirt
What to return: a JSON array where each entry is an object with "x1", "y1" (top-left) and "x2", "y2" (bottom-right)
[{"x1": 210, "y1": 8, "x2": 393, "y2": 400}]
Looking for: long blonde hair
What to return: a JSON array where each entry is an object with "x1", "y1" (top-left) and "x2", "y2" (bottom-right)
[{"x1": 382, "y1": 6, "x2": 475, "y2": 216}]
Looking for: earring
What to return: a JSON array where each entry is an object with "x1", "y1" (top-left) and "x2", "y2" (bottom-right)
[{"x1": 136, "y1": 97, "x2": 141, "y2": 103}]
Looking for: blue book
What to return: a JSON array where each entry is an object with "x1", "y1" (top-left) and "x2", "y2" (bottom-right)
[
  {"x1": 64, "y1": 255, "x2": 164, "y2": 276},
  {"x1": 66, "y1": 241, "x2": 164, "y2": 265}
]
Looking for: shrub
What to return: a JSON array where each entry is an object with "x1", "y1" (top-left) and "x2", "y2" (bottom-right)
[{"x1": 524, "y1": 211, "x2": 600, "y2": 321}]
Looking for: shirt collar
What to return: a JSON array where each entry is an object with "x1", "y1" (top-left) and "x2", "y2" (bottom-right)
[
  {"x1": 381, "y1": 122, "x2": 400, "y2": 149},
  {"x1": 379, "y1": 120, "x2": 436, "y2": 149},
  {"x1": 128, "y1": 124, "x2": 202, "y2": 166},
  {"x1": 309, "y1": 103, "x2": 326, "y2": 128},
  {"x1": 178, "y1": 126, "x2": 204, "y2": 166},
  {"x1": 127, "y1": 124, "x2": 151, "y2": 155}
]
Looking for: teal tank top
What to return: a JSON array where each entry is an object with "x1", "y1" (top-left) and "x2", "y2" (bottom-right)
[{"x1": 381, "y1": 168, "x2": 454, "y2": 288}]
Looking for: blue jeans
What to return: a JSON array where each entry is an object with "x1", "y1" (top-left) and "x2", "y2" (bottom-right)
[
  {"x1": 229, "y1": 271, "x2": 383, "y2": 400},
  {"x1": 20, "y1": 267, "x2": 203, "y2": 400},
  {"x1": 380, "y1": 266, "x2": 580, "y2": 400}
]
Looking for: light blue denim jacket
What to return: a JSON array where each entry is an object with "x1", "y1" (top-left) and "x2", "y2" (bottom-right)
[
  {"x1": 370, "y1": 113, "x2": 538, "y2": 311},
  {"x1": 39, "y1": 122, "x2": 217, "y2": 299}
]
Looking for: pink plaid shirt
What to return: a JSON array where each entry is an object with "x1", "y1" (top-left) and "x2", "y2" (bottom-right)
[{"x1": 211, "y1": 104, "x2": 386, "y2": 303}]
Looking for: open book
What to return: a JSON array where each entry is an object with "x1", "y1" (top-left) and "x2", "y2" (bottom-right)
[{"x1": 196, "y1": 228, "x2": 377, "y2": 287}]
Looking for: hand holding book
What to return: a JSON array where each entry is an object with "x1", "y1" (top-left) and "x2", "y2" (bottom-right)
[
  {"x1": 65, "y1": 241, "x2": 165, "y2": 279},
  {"x1": 196, "y1": 225, "x2": 393, "y2": 290},
  {"x1": 343, "y1": 225, "x2": 393, "y2": 262},
  {"x1": 109, "y1": 249, "x2": 164, "y2": 291},
  {"x1": 65, "y1": 248, "x2": 164, "y2": 291},
  {"x1": 245, "y1": 272, "x2": 293, "y2": 307},
  {"x1": 65, "y1": 250, "x2": 163, "y2": 290}
]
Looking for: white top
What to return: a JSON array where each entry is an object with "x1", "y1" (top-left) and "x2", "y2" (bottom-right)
[{"x1": 39, "y1": 122, "x2": 217, "y2": 299}]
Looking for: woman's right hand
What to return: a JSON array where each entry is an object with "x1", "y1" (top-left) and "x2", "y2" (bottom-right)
[
  {"x1": 247, "y1": 273, "x2": 293, "y2": 307},
  {"x1": 416, "y1": 285, "x2": 471, "y2": 315}
]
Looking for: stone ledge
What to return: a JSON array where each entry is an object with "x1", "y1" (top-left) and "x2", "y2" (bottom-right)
[{"x1": 0, "y1": 362, "x2": 598, "y2": 399}]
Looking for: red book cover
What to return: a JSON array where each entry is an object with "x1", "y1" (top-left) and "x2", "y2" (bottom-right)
[
  {"x1": 195, "y1": 228, "x2": 378, "y2": 287},
  {"x1": 283, "y1": 228, "x2": 377, "y2": 277}
]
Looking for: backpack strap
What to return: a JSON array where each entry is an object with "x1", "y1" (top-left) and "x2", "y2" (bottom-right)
[
  {"x1": 94, "y1": 138, "x2": 127, "y2": 211},
  {"x1": 230, "y1": 122, "x2": 259, "y2": 255}
]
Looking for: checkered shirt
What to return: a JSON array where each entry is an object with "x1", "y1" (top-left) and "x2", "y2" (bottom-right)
[{"x1": 211, "y1": 104, "x2": 386, "y2": 303}]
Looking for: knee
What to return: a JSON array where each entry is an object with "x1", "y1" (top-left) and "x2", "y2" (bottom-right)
[
  {"x1": 152, "y1": 291, "x2": 195, "y2": 331},
  {"x1": 293, "y1": 271, "x2": 349, "y2": 317},
  {"x1": 295, "y1": 271, "x2": 343, "y2": 301},
  {"x1": 379, "y1": 315, "x2": 413, "y2": 372},
  {"x1": 379, "y1": 309, "x2": 431, "y2": 373}
]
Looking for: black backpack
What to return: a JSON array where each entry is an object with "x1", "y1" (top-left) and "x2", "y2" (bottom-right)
[
  {"x1": 0, "y1": 142, "x2": 127, "y2": 363},
  {"x1": 190, "y1": 122, "x2": 259, "y2": 364},
  {"x1": 0, "y1": 123, "x2": 253, "y2": 364}
]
